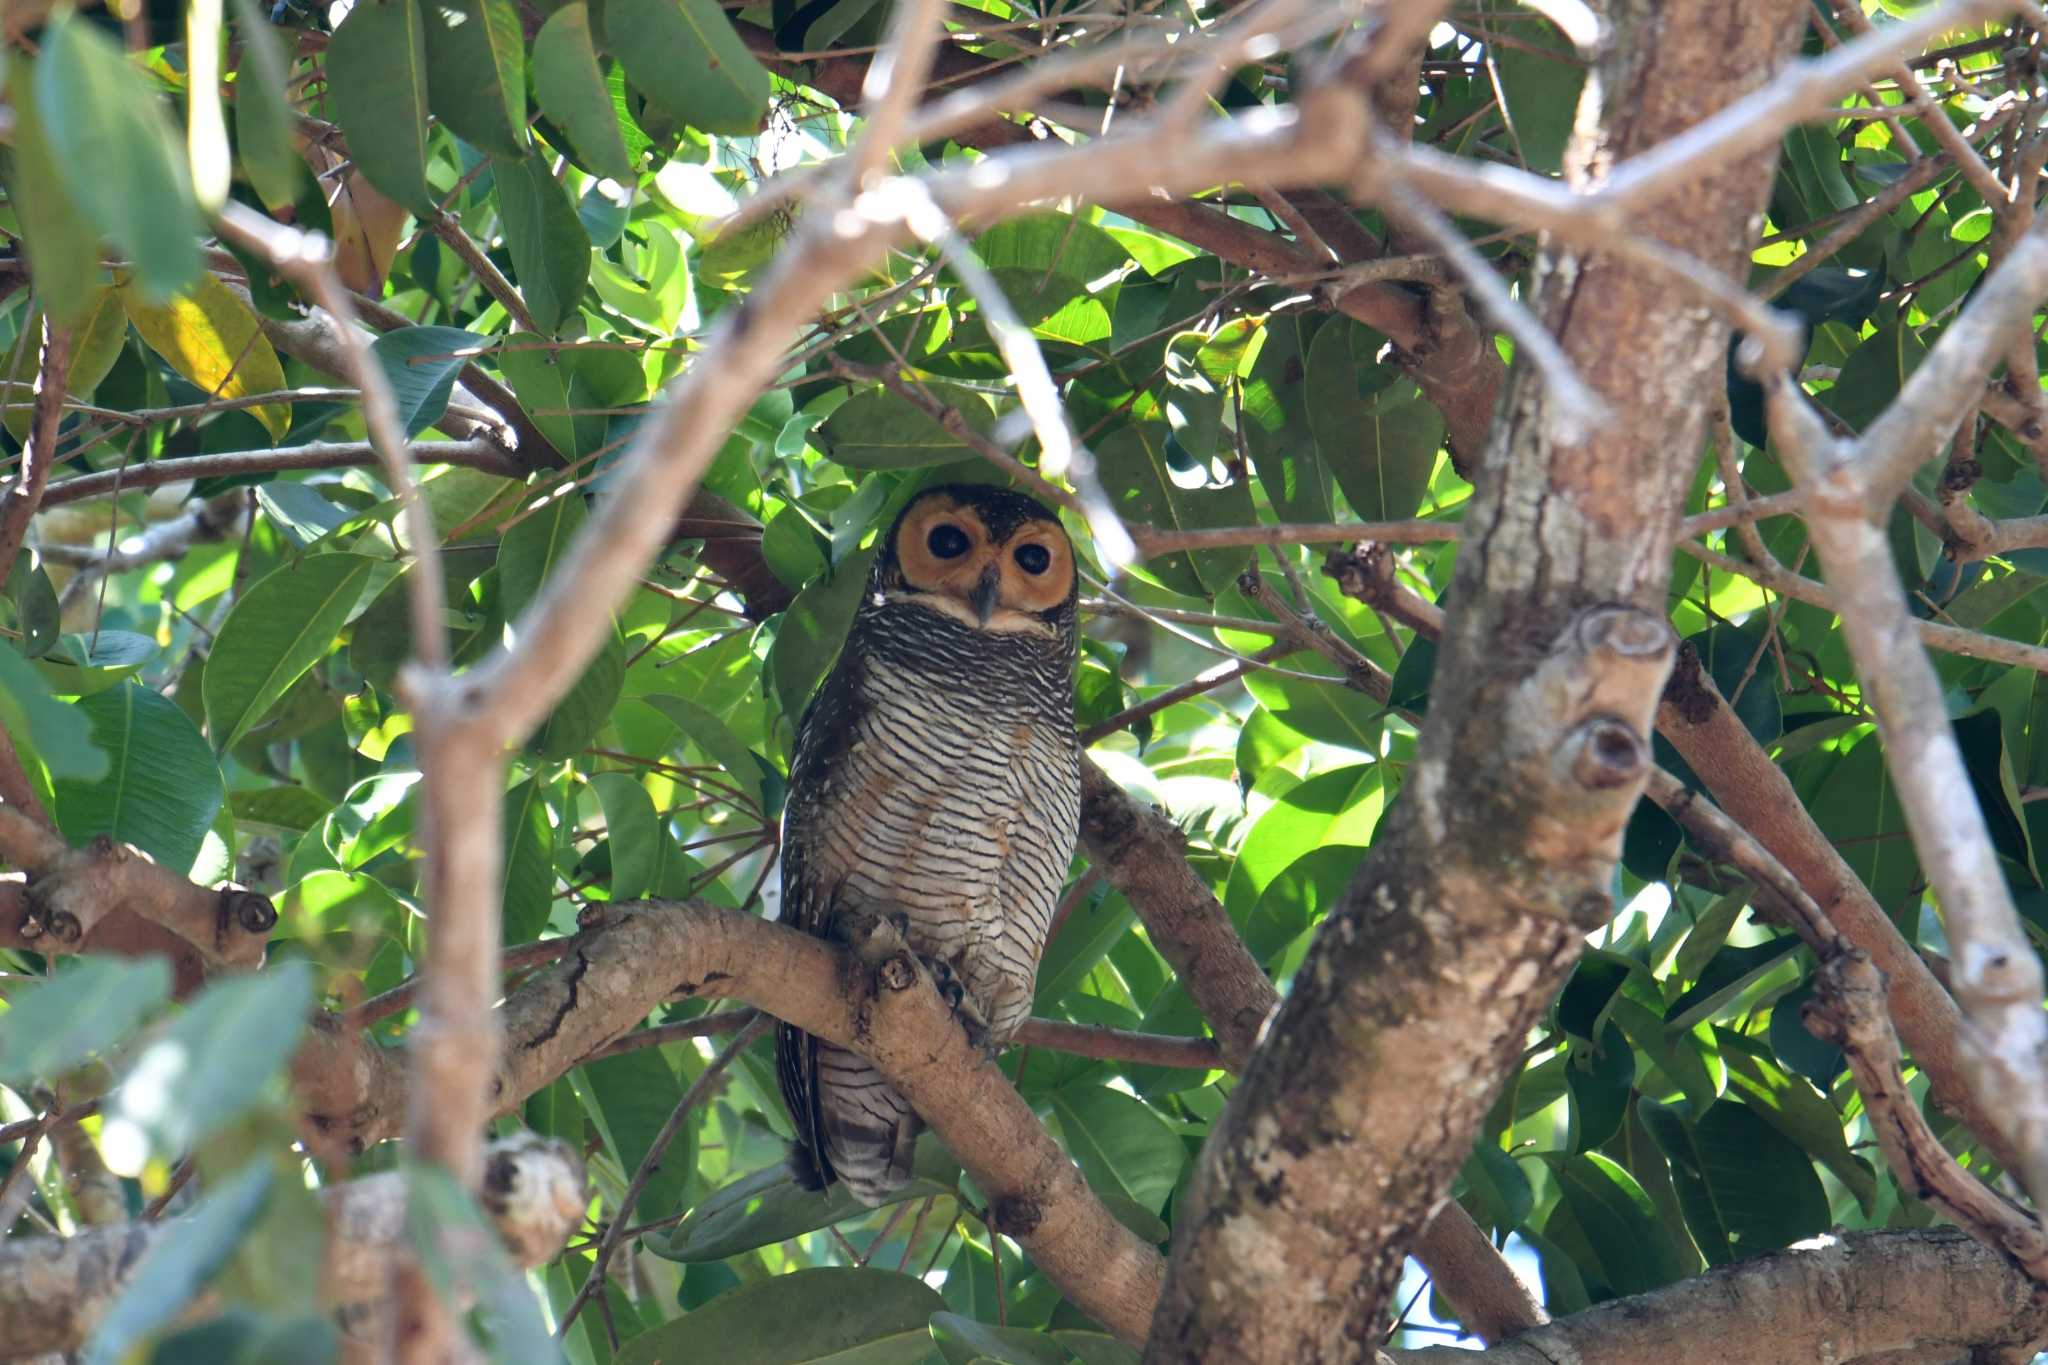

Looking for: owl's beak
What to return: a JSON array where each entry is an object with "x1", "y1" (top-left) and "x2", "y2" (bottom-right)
[{"x1": 971, "y1": 566, "x2": 1001, "y2": 625}]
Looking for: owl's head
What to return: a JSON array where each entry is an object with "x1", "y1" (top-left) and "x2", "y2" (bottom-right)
[{"x1": 872, "y1": 484, "x2": 1078, "y2": 637}]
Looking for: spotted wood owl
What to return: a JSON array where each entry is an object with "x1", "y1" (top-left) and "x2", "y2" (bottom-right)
[{"x1": 775, "y1": 483, "x2": 1082, "y2": 1205}]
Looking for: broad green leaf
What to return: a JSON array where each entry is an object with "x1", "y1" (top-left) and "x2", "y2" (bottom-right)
[
  {"x1": 643, "y1": 693, "x2": 765, "y2": 813},
  {"x1": 1547, "y1": 1152, "x2": 1689, "y2": 1297},
  {"x1": 370, "y1": 326, "x2": 487, "y2": 436},
  {"x1": 1808, "y1": 732, "x2": 1919, "y2": 918},
  {"x1": 38, "y1": 12, "x2": 203, "y2": 301},
  {"x1": 1824, "y1": 322, "x2": 1929, "y2": 436},
  {"x1": 652, "y1": 1164, "x2": 950, "y2": 1262},
  {"x1": 1049, "y1": 1083, "x2": 1186, "y2": 1213},
  {"x1": 1488, "y1": 6, "x2": 1585, "y2": 173},
  {"x1": 931, "y1": 1314, "x2": 1072, "y2": 1365},
  {"x1": 769, "y1": 548, "x2": 873, "y2": 725},
  {"x1": 421, "y1": 0, "x2": 528, "y2": 158},
  {"x1": 0, "y1": 640, "x2": 106, "y2": 779},
  {"x1": 3, "y1": 56, "x2": 101, "y2": 327},
  {"x1": 1240, "y1": 312, "x2": 1333, "y2": 523},
  {"x1": 121, "y1": 272, "x2": 291, "y2": 441},
  {"x1": 493, "y1": 156, "x2": 593, "y2": 334},
  {"x1": 1638, "y1": 1099, "x2": 1831, "y2": 1266},
  {"x1": 103, "y1": 962, "x2": 315, "y2": 1168},
  {"x1": 817, "y1": 385, "x2": 995, "y2": 470},
  {"x1": 1331, "y1": 382, "x2": 1442, "y2": 523},
  {"x1": 581, "y1": 1046, "x2": 692, "y2": 1223},
  {"x1": 528, "y1": 624, "x2": 625, "y2": 761},
  {"x1": 502, "y1": 776, "x2": 557, "y2": 943},
  {"x1": 1096, "y1": 420, "x2": 1253, "y2": 597},
  {"x1": 1054, "y1": 1332, "x2": 1140, "y2": 1365},
  {"x1": 84, "y1": 1162, "x2": 275, "y2": 1365},
  {"x1": 1245, "y1": 844, "x2": 1359, "y2": 968},
  {"x1": 2, "y1": 549, "x2": 61, "y2": 660},
  {"x1": 498, "y1": 490, "x2": 586, "y2": 615},
  {"x1": 534, "y1": 5, "x2": 634, "y2": 181},
  {"x1": 1663, "y1": 937, "x2": 1801, "y2": 1032},
  {"x1": 53, "y1": 683, "x2": 223, "y2": 874},
  {"x1": 33, "y1": 630, "x2": 159, "y2": 699},
  {"x1": 1715, "y1": 1027, "x2": 1874, "y2": 1214},
  {"x1": 0, "y1": 957, "x2": 173, "y2": 1086},
  {"x1": 496, "y1": 333, "x2": 645, "y2": 460},
  {"x1": 204, "y1": 554, "x2": 374, "y2": 751},
  {"x1": 1565, "y1": 1022, "x2": 1633, "y2": 1153},
  {"x1": 617, "y1": 1268, "x2": 943, "y2": 1365},
  {"x1": 603, "y1": 0, "x2": 772, "y2": 137},
  {"x1": 229, "y1": 0, "x2": 302, "y2": 209},
  {"x1": 1222, "y1": 764, "x2": 1381, "y2": 924},
  {"x1": 326, "y1": 0, "x2": 435, "y2": 215},
  {"x1": 590, "y1": 772, "x2": 658, "y2": 899}
]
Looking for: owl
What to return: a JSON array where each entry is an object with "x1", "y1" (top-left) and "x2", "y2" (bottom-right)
[{"x1": 775, "y1": 483, "x2": 1083, "y2": 1206}]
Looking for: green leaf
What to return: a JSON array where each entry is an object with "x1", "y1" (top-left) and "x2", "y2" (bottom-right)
[
  {"x1": 1096, "y1": 420, "x2": 1251, "y2": 597},
  {"x1": 1638, "y1": 1099, "x2": 1831, "y2": 1265},
  {"x1": 37, "y1": 13, "x2": 203, "y2": 302},
  {"x1": 1488, "y1": 8, "x2": 1585, "y2": 174},
  {"x1": 1663, "y1": 936, "x2": 1801, "y2": 1032},
  {"x1": 1048, "y1": 1083, "x2": 1186, "y2": 1213},
  {"x1": 53, "y1": 683, "x2": 223, "y2": 874},
  {"x1": 534, "y1": 5, "x2": 635, "y2": 182},
  {"x1": 496, "y1": 332, "x2": 644, "y2": 459},
  {"x1": 528, "y1": 624, "x2": 625, "y2": 761},
  {"x1": 501, "y1": 776, "x2": 557, "y2": 943},
  {"x1": 33, "y1": 629, "x2": 158, "y2": 698},
  {"x1": 769, "y1": 549, "x2": 872, "y2": 724},
  {"x1": 652, "y1": 1164, "x2": 950, "y2": 1263},
  {"x1": 121, "y1": 272, "x2": 292, "y2": 441},
  {"x1": 0, "y1": 640, "x2": 106, "y2": 779},
  {"x1": 1240, "y1": 312, "x2": 1332, "y2": 523},
  {"x1": 642, "y1": 693, "x2": 765, "y2": 813},
  {"x1": 1565, "y1": 1022, "x2": 1634, "y2": 1153},
  {"x1": 421, "y1": 0, "x2": 528, "y2": 158},
  {"x1": 590, "y1": 772, "x2": 658, "y2": 899},
  {"x1": 3, "y1": 55, "x2": 102, "y2": 327},
  {"x1": 1716, "y1": 1026, "x2": 1873, "y2": 1213},
  {"x1": 1548, "y1": 1152, "x2": 1689, "y2": 1297},
  {"x1": 581, "y1": 1046, "x2": 692, "y2": 1224},
  {"x1": 493, "y1": 156, "x2": 593, "y2": 334},
  {"x1": 104, "y1": 962, "x2": 315, "y2": 1167},
  {"x1": 930, "y1": 1313, "x2": 1073, "y2": 1365},
  {"x1": 1222, "y1": 764, "x2": 1381, "y2": 926},
  {"x1": 603, "y1": 0, "x2": 772, "y2": 137},
  {"x1": 617, "y1": 1267, "x2": 944, "y2": 1365},
  {"x1": 817, "y1": 385, "x2": 995, "y2": 470},
  {"x1": 371, "y1": 326, "x2": 487, "y2": 436},
  {"x1": 0, "y1": 957, "x2": 173, "y2": 1086},
  {"x1": 499, "y1": 490, "x2": 586, "y2": 615},
  {"x1": 203, "y1": 553, "x2": 375, "y2": 751},
  {"x1": 1330, "y1": 381, "x2": 1442, "y2": 523},
  {"x1": 230, "y1": 0, "x2": 302, "y2": 209},
  {"x1": 1825, "y1": 322, "x2": 1929, "y2": 436},
  {"x1": 84, "y1": 1162, "x2": 275, "y2": 1365},
  {"x1": 325, "y1": 0, "x2": 436, "y2": 215}
]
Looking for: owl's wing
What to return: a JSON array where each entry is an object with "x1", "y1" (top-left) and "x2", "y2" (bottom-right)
[{"x1": 776, "y1": 641, "x2": 866, "y2": 1188}]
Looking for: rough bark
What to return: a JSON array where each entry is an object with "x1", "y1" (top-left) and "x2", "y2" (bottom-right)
[
  {"x1": 1144, "y1": 5, "x2": 1809, "y2": 1358},
  {"x1": 1388, "y1": 1230, "x2": 2048, "y2": 1365}
]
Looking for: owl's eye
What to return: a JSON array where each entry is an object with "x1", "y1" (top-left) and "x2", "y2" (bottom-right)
[
  {"x1": 927, "y1": 524, "x2": 971, "y2": 559},
  {"x1": 1013, "y1": 543, "x2": 1052, "y2": 575}
]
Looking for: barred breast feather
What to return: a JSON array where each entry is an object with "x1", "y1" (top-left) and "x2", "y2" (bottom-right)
[{"x1": 776, "y1": 594, "x2": 1080, "y2": 1206}]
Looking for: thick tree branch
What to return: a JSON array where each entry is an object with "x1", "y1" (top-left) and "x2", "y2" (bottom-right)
[
  {"x1": 1388, "y1": 1230, "x2": 2048, "y2": 1365},
  {"x1": 291, "y1": 898, "x2": 1165, "y2": 1346}
]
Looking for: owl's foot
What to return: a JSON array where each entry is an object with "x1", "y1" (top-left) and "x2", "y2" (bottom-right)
[{"x1": 920, "y1": 956, "x2": 991, "y2": 1051}]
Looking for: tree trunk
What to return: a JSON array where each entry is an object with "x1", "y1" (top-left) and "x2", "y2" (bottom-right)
[{"x1": 1143, "y1": 4, "x2": 1810, "y2": 1358}]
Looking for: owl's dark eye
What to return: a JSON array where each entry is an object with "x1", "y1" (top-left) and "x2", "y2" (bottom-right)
[
  {"x1": 927, "y1": 524, "x2": 971, "y2": 559},
  {"x1": 1013, "y1": 543, "x2": 1052, "y2": 575}
]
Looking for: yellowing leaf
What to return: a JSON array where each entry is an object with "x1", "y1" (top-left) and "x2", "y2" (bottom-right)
[
  {"x1": 1, "y1": 289, "x2": 132, "y2": 443},
  {"x1": 119, "y1": 272, "x2": 291, "y2": 442}
]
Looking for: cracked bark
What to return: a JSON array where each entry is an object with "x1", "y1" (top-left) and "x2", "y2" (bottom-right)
[{"x1": 1145, "y1": 5, "x2": 1807, "y2": 1358}]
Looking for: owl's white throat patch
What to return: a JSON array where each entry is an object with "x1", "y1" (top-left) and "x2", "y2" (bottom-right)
[{"x1": 882, "y1": 589, "x2": 1060, "y2": 638}]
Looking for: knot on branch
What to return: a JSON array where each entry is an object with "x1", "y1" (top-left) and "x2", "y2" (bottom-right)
[
  {"x1": 1321, "y1": 543, "x2": 1395, "y2": 608},
  {"x1": 1512, "y1": 605, "x2": 1673, "y2": 778},
  {"x1": 217, "y1": 886, "x2": 278, "y2": 937},
  {"x1": 1561, "y1": 715, "x2": 1648, "y2": 792}
]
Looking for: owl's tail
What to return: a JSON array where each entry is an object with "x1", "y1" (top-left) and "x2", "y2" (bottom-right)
[{"x1": 777, "y1": 1022, "x2": 919, "y2": 1207}]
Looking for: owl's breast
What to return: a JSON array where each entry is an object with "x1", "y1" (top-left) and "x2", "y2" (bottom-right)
[{"x1": 794, "y1": 655, "x2": 1079, "y2": 979}]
